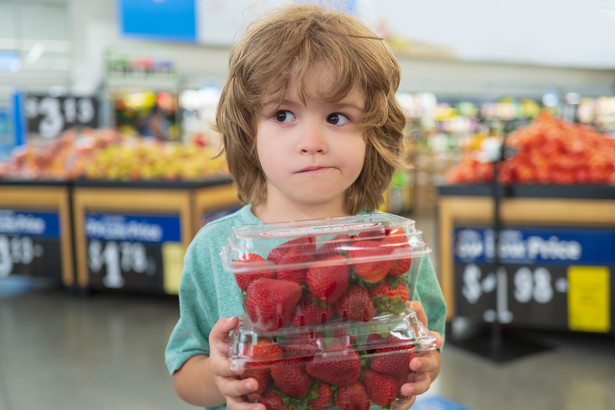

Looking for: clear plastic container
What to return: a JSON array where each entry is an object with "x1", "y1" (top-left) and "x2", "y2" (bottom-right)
[
  {"x1": 220, "y1": 213, "x2": 431, "y2": 332},
  {"x1": 228, "y1": 307, "x2": 438, "y2": 409}
]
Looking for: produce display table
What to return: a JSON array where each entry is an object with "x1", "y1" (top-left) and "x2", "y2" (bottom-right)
[
  {"x1": 438, "y1": 184, "x2": 615, "y2": 334},
  {"x1": 0, "y1": 177, "x2": 239, "y2": 295},
  {"x1": 0, "y1": 180, "x2": 74, "y2": 286},
  {"x1": 72, "y1": 178, "x2": 239, "y2": 294}
]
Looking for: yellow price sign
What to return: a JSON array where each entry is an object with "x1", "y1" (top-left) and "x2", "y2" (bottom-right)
[
  {"x1": 162, "y1": 242, "x2": 184, "y2": 295},
  {"x1": 567, "y1": 266, "x2": 610, "y2": 333}
]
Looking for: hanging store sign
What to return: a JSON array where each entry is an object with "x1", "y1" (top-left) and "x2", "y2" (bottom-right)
[
  {"x1": 453, "y1": 226, "x2": 614, "y2": 333},
  {"x1": 24, "y1": 94, "x2": 99, "y2": 139},
  {"x1": 84, "y1": 212, "x2": 183, "y2": 293}
]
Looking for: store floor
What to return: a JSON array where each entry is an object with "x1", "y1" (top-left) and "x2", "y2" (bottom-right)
[{"x1": 1, "y1": 215, "x2": 614, "y2": 410}]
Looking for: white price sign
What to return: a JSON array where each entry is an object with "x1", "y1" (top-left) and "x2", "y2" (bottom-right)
[
  {"x1": 24, "y1": 95, "x2": 99, "y2": 139},
  {"x1": 0, "y1": 235, "x2": 44, "y2": 278},
  {"x1": 88, "y1": 239, "x2": 154, "y2": 289},
  {"x1": 459, "y1": 263, "x2": 569, "y2": 326}
]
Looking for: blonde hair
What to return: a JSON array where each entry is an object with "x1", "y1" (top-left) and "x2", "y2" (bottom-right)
[{"x1": 216, "y1": 4, "x2": 407, "y2": 214}]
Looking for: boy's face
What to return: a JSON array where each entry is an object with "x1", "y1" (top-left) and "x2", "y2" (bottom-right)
[{"x1": 255, "y1": 62, "x2": 366, "y2": 217}]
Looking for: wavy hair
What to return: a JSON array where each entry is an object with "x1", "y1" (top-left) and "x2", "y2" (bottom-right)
[{"x1": 215, "y1": 4, "x2": 407, "y2": 214}]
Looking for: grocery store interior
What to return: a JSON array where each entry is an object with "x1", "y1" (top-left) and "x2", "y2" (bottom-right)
[{"x1": 1, "y1": 1, "x2": 615, "y2": 409}]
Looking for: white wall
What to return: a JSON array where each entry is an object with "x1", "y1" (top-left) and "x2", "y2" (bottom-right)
[{"x1": 2, "y1": 0, "x2": 615, "y2": 102}]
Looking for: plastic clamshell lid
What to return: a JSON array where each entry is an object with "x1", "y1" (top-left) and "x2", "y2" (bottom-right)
[
  {"x1": 221, "y1": 212, "x2": 430, "y2": 274},
  {"x1": 228, "y1": 307, "x2": 438, "y2": 370}
]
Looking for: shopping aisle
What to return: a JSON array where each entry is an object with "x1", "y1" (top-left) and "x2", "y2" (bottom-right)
[{"x1": 0, "y1": 215, "x2": 614, "y2": 410}]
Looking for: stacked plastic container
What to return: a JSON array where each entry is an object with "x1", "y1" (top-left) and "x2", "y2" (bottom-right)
[{"x1": 221, "y1": 213, "x2": 438, "y2": 409}]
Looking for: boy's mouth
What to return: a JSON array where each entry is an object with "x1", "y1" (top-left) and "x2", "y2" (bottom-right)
[{"x1": 297, "y1": 166, "x2": 330, "y2": 173}]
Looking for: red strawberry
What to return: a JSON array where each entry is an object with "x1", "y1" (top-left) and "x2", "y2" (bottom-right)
[
  {"x1": 308, "y1": 382, "x2": 334, "y2": 409},
  {"x1": 267, "y1": 236, "x2": 316, "y2": 264},
  {"x1": 369, "y1": 333, "x2": 415, "y2": 378},
  {"x1": 233, "y1": 253, "x2": 276, "y2": 291},
  {"x1": 336, "y1": 285, "x2": 375, "y2": 322},
  {"x1": 241, "y1": 339, "x2": 283, "y2": 401},
  {"x1": 384, "y1": 228, "x2": 412, "y2": 276},
  {"x1": 244, "y1": 278, "x2": 302, "y2": 331},
  {"x1": 335, "y1": 383, "x2": 370, "y2": 410},
  {"x1": 306, "y1": 341, "x2": 361, "y2": 386},
  {"x1": 276, "y1": 246, "x2": 314, "y2": 285},
  {"x1": 291, "y1": 295, "x2": 335, "y2": 326},
  {"x1": 362, "y1": 369, "x2": 399, "y2": 406},
  {"x1": 243, "y1": 368, "x2": 270, "y2": 401},
  {"x1": 281, "y1": 332, "x2": 321, "y2": 358},
  {"x1": 357, "y1": 225, "x2": 386, "y2": 240},
  {"x1": 370, "y1": 280, "x2": 409, "y2": 314},
  {"x1": 347, "y1": 240, "x2": 394, "y2": 283},
  {"x1": 306, "y1": 255, "x2": 349, "y2": 304},
  {"x1": 271, "y1": 358, "x2": 312, "y2": 398},
  {"x1": 316, "y1": 234, "x2": 353, "y2": 259},
  {"x1": 257, "y1": 388, "x2": 289, "y2": 409}
]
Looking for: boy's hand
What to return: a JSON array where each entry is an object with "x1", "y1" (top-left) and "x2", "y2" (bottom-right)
[
  {"x1": 209, "y1": 316, "x2": 266, "y2": 410},
  {"x1": 396, "y1": 300, "x2": 443, "y2": 409}
]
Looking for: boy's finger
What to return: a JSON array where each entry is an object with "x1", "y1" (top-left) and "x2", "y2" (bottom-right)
[{"x1": 408, "y1": 301, "x2": 428, "y2": 328}]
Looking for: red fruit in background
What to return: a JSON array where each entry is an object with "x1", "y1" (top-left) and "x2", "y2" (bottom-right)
[
  {"x1": 369, "y1": 333, "x2": 415, "y2": 378},
  {"x1": 271, "y1": 358, "x2": 312, "y2": 398},
  {"x1": 384, "y1": 228, "x2": 413, "y2": 276},
  {"x1": 244, "y1": 278, "x2": 302, "y2": 331},
  {"x1": 370, "y1": 280, "x2": 409, "y2": 314},
  {"x1": 267, "y1": 236, "x2": 316, "y2": 265},
  {"x1": 348, "y1": 240, "x2": 394, "y2": 283},
  {"x1": 306, "y1": 255, "x2": 349, "y2": 304},
  {"x1": 306, "y1": 341, "x2": 361, "y2": 386},
  {"x1": 257, "y1": 388, "x2": 289, "y2": 409},
  {"x1": 335, "y1": 383, "x2": 370, "y2": 410},
  {"x1": 362, "y1": 369, "x2": 399, "y2": 406},
  {"x1": 233, "y1": 253, "x2": 276, "y2": 291},
  {"x1": 336, "y1": 285, "x2": 375, "y2": 321},
  {"x1": 308, "y1": 382, "x2": 334, "y2": 409},
  {"x1": 291, "y1": 295, "x2": 335, "y2": 327}
]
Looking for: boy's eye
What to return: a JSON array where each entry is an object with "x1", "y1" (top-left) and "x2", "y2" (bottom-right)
[
  {"x1": 326, "y1": 113, "x2": 350, "y2": 125},
  {"x1": 275, "y1": 110, "x2": 295, "y2": 123}
]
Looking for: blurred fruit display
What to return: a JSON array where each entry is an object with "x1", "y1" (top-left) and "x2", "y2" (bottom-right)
[
  {"x1": 445, "y1": 111, "x2": 615, "y2": 185},
  {"x1": 0, "y1": 128, "x2": 229, "y2": 181}
]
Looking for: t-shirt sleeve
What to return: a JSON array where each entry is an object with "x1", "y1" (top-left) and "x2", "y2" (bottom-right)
[
  {"x1": 164, "y1": 233, "x2": 218, "y2": 375},
  {"x1": 412, "y1": 254, "x2": 447, "y2": 344}
]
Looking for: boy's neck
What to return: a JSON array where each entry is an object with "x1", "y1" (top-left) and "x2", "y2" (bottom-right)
[{"x1": 252, "y1": 201, "x2": 350, "y2": 223}]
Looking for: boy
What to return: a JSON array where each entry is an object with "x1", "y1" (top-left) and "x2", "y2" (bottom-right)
[{"x1": 165, "y1": 4, "x2": 445, "y2": 409}]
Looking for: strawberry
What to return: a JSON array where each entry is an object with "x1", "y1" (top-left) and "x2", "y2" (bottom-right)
[
  {"x1": 316, "y1": 234, "x2": 353, "y2": 259},
  {"x1": 271, "y1": 358, "x2": 312, "y2": 398},
  {"x1": 276, "y1": 246, "x2": 315, "y2": 285},
  {"x1": 267, "y1": 236, "x2": 316, "y2": 265},
  {"x1": 306, "y1": 255, "x2": 349, "y2": 304},
  {"x1": 384, "y1": 228, "x2": 412, "y2": 276},
  {"x1": 362, "y1": 369, "x2": 399, "y2": 406},
  {"x1": 291, "y1": 295, "x2": 335, "y2": 326},
  {"x1": 336, "y1": 285, "x2": 375, "y2": 322},
  {"x1": 257, "y1": 388, "x2": 289, "y2": 409},
  {"x1": 306, "y1": 341, "x2": 361, "y2": 386},
  {"x1": 308, "y1": 382, "x2": 334, "y2": 409},
  {"x1": 347, "y1": 240, "x2": 394, "y2": 283},
  {"x1": 370, "y1": 280, "x2": 409, "y2": 314},
  {"x1": 368, "y1": 333, "x2": 415, "y2": 378},
  {"x1": 335, "y1": 383, "x2": 370, "y2": 410},
  {"x1": 241, "y1": 339, "x2": 283, "y2": 401},
  {"x1": 244, "y1": 278, "x2": 302, "y2": 331},
  {"x1": 281, "y1": 332, "x2": 321, "y2": 358},
  {"x1": 233, "y1": 253, "x2": 276, "y2": 291}
]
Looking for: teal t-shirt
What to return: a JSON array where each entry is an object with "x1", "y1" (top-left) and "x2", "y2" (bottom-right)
[{"x1": 164, "y1": 205, "x2": 447, "y2": 409}]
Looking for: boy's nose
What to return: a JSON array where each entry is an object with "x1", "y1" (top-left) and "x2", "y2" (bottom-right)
[{"x1": 299, "y1": 120, "x2": 327, "y2": 154}]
